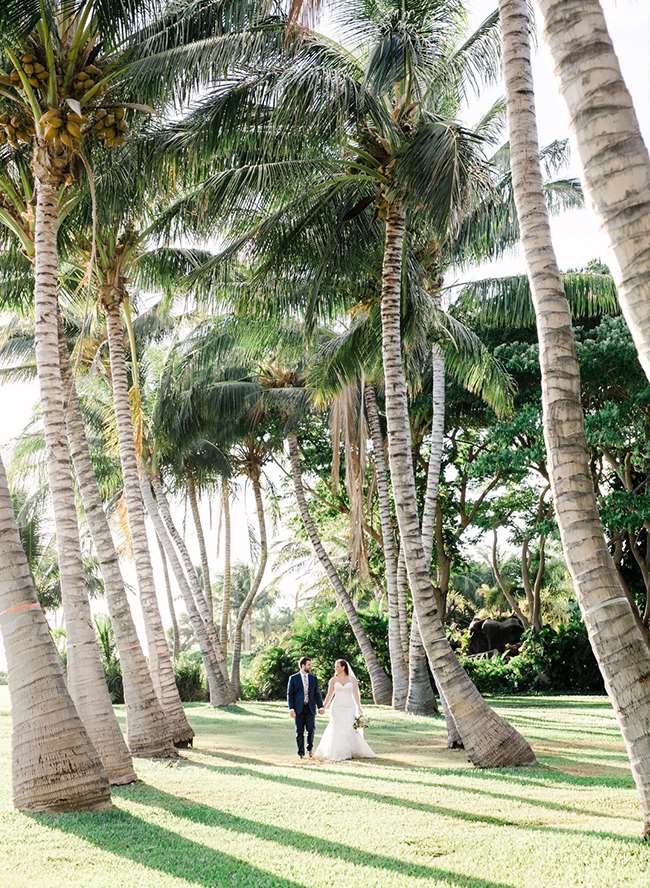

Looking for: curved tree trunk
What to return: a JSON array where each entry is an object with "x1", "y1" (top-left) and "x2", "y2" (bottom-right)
[
  {"x1": 151, "y1": 476, "x2": 233, "y2": 696},
  {"x1": 103, "y1": 296, "x2": 193, "y2": 747},
  {"x1": 379, "y1": 200, "x2": 535, "y2": 766},
  {"x1": 33, "y1": 164, "x2": 135, "y2": 784},
  {"x1": 364, "y1": 385, "x2": 409, "y2": 709},
  {"x1": 157, "y1": 534, "x2": 180, "y2": 659},
  {"x1": 141, "y1": 478, "x2": 233, "y2": 705},
  {"x1": 220, "y1": 479, "x2": 232, "y2": 655},
  {"x1": 231, "y1": 471, "x2": 269, "y2": 699},
  {"x1": 501, "y1": 0, "x2": 650, "y2": 832},
  {"x1": 0, "y1": 452, "x2": 112, "y2": 813},
  {"x1": 491, "y1": 530, "x2": 530, "y2": 627},
  {"x1": 287, "y1": 432, "x2": 393, "y2": 704},
  {"x1": 537, "y1": 0, "x2": 650, "y2": 383},
  {"x1": 187, "y1": 474, "x2": 213, "y2": 621},
  {"x1": 59, "y1": 329, "x2": 176, "y2": 759}
]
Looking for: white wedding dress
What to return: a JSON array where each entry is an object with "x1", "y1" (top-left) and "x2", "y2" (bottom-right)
[{"x1": 315, "y1": 681, "x2": 376, "y2": 762}]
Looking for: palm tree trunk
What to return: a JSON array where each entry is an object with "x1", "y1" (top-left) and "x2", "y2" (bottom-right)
[
  {"x1": 150, "y1": 476, "x2": 233, "y2": 694},
  {"x1": 537, "y1": 0, "x2": 650, "y2": 383},
  {"x1": 59, "y1": 329, "x2": 176, "y2": 759},
  {"x1": 287, "y1": 432, "x2": 393, "y2": 704},
  {"x1": 231, "y1": 471, "x2": 269, "y2": 699},
  {"x1": 103, "y1": 296, "x2": 193, "y2": 747},
  {"x1": 379, "y1": 200, "x2": 535, "y2": 766},
  {"x1": 187, "y1": 473, "x2": 213, "y2": 621},
  {"x1": 411, "y1": 345, "x2": 451, "y2": 728},
  {"x1": 221, "y1": 478, "x2": 232, "y2": 655},
  {"x1": 0, "y1": 452, "x2": 112, "y2": 813},
  {"x1": 405, "y1": 619, "x2": 438, "y2": 717},
  {"x1": 396, "y1": 548, "x2": 410, "y2": 657},
  {"x1": 501, "y1": 0, "x2": 650, "y2": 832},
  {"x1": 157, "y1": 534, "x2": 180, "y2": 659},
  {"x1": 33, "y1": 162, "x2": 135, "y2": 784},
  {"x1": 141, "y1": 478, "x2": 233, "y2": 705},
  {"x1": 364, "y1": 384, "x2": 409, "y2": 709}
]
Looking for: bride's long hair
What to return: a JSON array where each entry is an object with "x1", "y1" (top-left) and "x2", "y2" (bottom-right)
[{"x1": 336, "y1": 659, "x2": 356, "y2": 680}]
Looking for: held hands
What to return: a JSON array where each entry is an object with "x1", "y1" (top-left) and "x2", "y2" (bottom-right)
[{"x1": 318, "y1": 708, "x2": 325, "y2": 715}]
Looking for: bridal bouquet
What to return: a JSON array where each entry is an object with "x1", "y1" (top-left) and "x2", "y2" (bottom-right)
[{"x1": 353, "y1": 714, "x2": 369, "y2": 731}]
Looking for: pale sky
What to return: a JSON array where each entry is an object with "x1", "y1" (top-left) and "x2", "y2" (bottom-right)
[{"x1": 1, "y1": 0, "x2": 649, "y2": 666}]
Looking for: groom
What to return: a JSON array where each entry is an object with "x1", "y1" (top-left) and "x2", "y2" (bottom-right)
[{"x1": 287, "y1": 657, "x2": 324, "y2": 759}]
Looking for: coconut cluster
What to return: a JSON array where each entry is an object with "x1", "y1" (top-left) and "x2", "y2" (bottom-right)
[
  {"x1": 0, "y1": 113, "x2": 35, "y2": 147},
  {"x1": 0, "y1": 45, "x2": 129, "y2": 154},
  {"x1": 93, "y1": 107, "x2": 128, "y2": 147}
]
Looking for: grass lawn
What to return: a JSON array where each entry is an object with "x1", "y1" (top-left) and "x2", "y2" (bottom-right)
[{"x1": 1, "y1": 688, "x2": 648, "y2": 888}]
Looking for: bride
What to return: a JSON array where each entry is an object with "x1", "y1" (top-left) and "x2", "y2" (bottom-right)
[{"x1": 315, "y1": 659, "x2": 376, "y2": 762}]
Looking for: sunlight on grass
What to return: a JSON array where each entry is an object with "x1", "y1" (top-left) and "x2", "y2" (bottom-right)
[{"x1": 0, "y1": 688, "x2": 648, "y2": 888}]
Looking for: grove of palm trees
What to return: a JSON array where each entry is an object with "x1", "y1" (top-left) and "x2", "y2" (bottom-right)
[{"x1": 0, "y1": 1, "x2": 649, "y2": 885}]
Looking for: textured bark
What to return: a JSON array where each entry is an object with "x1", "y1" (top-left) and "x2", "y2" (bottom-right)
[
  {"x1": 287, "y1": 433, "x2": 393, "y2": 704},
  {"x1": 103, "y1": 297, "x2": 193, "y2": 747},
  {"x1": 407, "y1": 345, "x2": 446, "y2": 722},
  {"x1": 141, "y1": 478, "x2": 233, "y2": 705},
  {"x1": 220, "y1": 479, "x2": 232, "y2": 655},
  {"x1": 231, "y1": 472, "x2": 268, "y2": 699},
  {"x1": 405, "y1": 618, "x2": 438, "y2": 717},
  {"x1": 33, "y1": 164, "x2": 135, "y2": 784},
  {"x1": 380, "y1": 200, "x2": 535, "y2": 766},
  {"x1": 0, "y1": 452, "x2": 111, "y2": 812},
  {"x1": 187, "y1": 474, "x2": 213, "y2": 621},
  {"x1": 501, "y1": 0, "x2": 650, "y2": 831},
  {"x1": 396, "y1": 548, "x2": 410, "y2": 658},
  {"x1": 151, "y1": 476, "x2": 232, "y2": 697},
  {"x1": 537, "y1": 0, "x2": 650, "y2": 383},
  {"x1": 364, "y1": 385, "x2": 409, "y2": 709},
  {"x1": 157, "y1": 534, "x2": 180, "y2": 659},
  {"x1": 60, "y1": 331, "x2": 176, "y2": 759}
]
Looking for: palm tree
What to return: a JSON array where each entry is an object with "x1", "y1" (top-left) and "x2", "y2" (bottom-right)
[
  {"x1": 230, "y1": 453, "x2": 269, "y2": 699},
  {"x1": 535, "y1": 0, "x2": 650, "y2": 383},
  {"x1": 58, "y1": 324, "x2": 176, "y2": 758},
  {"x1": 220, "y1": 477, "x2": 232, "y2": 653},
  {"x1": 140, "y1": 474, "x2": 234, "y2": 705},
  {"x1": 0, "y1": 449, "x2": 111, "y2": 812},
  {"x1": 364, "y1": 384, "x2": 409, "y2": 709},
  {"x1": 287, "y1": 429, "x2": 393, "y2": 704},
  {"x1": 499, "y1": 0, "x2": 650, "y2": 834},
  {"x1": 186, "y1": 472, "x2": 213, "y2": 621}
]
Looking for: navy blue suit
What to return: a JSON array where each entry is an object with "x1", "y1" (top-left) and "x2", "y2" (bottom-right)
[{"x1": 287, "y1": 671, "x2": 323, "y2": 756}]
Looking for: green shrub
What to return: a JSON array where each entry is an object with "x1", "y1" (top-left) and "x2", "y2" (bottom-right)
[
  {"x1": 242, "y1": 605, "x2": 390, "y2": 701},
  {"x1": 174, "y1": 651, "x2": 209, "y2": 702},
  {"x1": 459, "y1": 619, "x2": 604, "y2": 695},
  {"x1": 103, "y1": 659, "x2": 124, "y2": 704}
]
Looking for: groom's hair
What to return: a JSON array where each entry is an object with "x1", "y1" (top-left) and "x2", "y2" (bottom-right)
[{"x1": 298, "y1": 656, "x2": 312, "y2": 668}]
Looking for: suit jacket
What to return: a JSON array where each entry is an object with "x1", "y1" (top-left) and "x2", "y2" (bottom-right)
[{"x1": 287, "y1": 671, "x2": 323, "y2": 715}]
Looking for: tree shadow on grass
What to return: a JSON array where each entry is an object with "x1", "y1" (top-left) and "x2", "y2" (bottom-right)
[
  {"x1": 492, "y1": 698, "x2": 612, "y2": 711},
  {"x1": 31, "y1": 808, "x2": 303, "y2": 888},
  {"x1": 197, "y1": 750, "x2": 636, "y2": 821},
  {"x1": 307, "y1": 762, "x2": 638, "y2": 822},
  {"x1": 198, "y1": 748, "x2": 635, "y2": 792},
  {"x1": 122, "y1": 782, "x2": 516, "y2": 888},
  {"x1": 187, "y1": 757, "x2": 641, "y2": 845}
]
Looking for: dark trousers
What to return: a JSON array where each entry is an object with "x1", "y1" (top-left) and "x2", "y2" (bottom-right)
[{"x1": 295, "y1": 708, "x2": 315, "y2": 756}]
